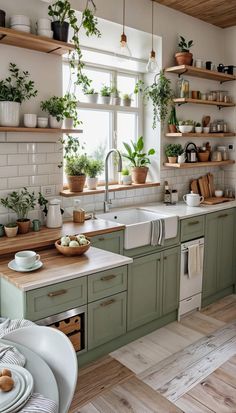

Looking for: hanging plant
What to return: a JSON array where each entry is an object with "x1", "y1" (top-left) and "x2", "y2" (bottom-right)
[
  {"x1": 134, "y1": 70, "x2": 173, "y2": 129},
  {"x1": 48, "y1": 0, "x2": 101, "y2": 90}
]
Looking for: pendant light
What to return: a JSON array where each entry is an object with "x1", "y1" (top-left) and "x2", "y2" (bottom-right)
[
  {"x1": 119, "y1": 0, "x2": 132, "y2": 57},
  {"x1": 146, "y1": 0, "x2": 159, "y2": 73}
]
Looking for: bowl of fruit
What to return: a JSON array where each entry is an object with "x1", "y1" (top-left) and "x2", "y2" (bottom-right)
[{"x1": 55, "y1": 234, "x2": 90, "y2": 256}]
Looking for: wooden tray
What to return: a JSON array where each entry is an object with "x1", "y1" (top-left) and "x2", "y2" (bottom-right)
[{"x1": 202, "y1": 197, "x2": 232, "y2": 205}]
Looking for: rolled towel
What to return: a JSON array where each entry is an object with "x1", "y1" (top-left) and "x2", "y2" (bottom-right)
[
  {"x1": 0, "y1": 342, "x2": 26, "y2": 366},
  {"x1": 0, "y1": 318, "x2": 34, "y2": 338},
  {"x1": 20, "y1": 393, "x2": 58, "y2": 413}
]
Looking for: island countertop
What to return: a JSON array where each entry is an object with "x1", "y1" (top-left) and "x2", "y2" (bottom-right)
[{"x1": 0, "y1": 247, "x2": 133, "y2": 291}]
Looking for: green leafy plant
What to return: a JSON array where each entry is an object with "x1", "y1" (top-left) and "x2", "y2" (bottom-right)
[
  {"x1": 63, "y1": 93, "x2": 81, "y2": 126},
  {"x1": 48, "y1": 0, "x2": 101, "y2": 90},
  {"x1": 110, "y1": 86, "x2": 120, "y2": 97},
  {"x1": 122, "y1": 136, "x2": 155, "y2": 167},
  {"x1": 84, "y1": 88, "x2": 97, "y2": 95},
  {"x1": 178, "y1": 36, "x2": 194, "y2": 52},
  {"x1": 100, "y1": 85, "x2": 111, "y2": 97},
  {"x1": 134, "y1": 71, "x2": 173, "y2": 128},
  {"x1": 195, "y1": 122, "x2": 202, "y2": 127},
  {"x1": 165, "y1": 144, "x2": 183, "y2": 157},
  {"x1": 0, "y1": 63, "x2": 37, "y2": 103},
  {"x1": 121, "y1": 168, "x2": 130, "y2": 176},
  {"x1": 1, "y1": 188, "x2": 37, "y2": 221},
  {"x1": 38, "y1": 192, "x2": 48, "y2": 216},
  {"x1": 178, "y1": 120, "x2": 194, "y2": 125},
  {"x1": 5, "y1": 222, "x2": 18, "y2": 228},
  {"x1": 168, "y1": 106, "x2": 178, "y2": 125},
  {"x1": 40, "y1": 96, "x2": 65, "y2": 121},
  {"x1": 86, "y1": 159, "x2": 104, "y2": 178},
  {"x1": 60, "y1": 135, "x2": 89, "y2": 176}
]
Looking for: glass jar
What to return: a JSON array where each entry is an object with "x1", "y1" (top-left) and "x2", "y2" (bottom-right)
[{"x1": 217, "y1": 145, "x2": 229, "y2": 160}]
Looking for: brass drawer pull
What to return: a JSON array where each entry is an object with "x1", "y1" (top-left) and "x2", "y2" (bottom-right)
[
  {"x1": 188, "y1": 221, "x2": 200, "y2": 226},
  {"x1": 48, "y1": 289, "x2": 67, "y2": 297},
  {"x1": 100, "y1": 274, "x2": 116, "y2": 281},
  {"x1": 100, "y1": 299, "x2": 115, "y2": 307},
  {"x1": 218, "y1": 214, "x2": 228, "y2": 218}
]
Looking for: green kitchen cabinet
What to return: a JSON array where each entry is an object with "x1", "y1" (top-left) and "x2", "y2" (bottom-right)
[
  {"x1": 162, "y1": 247, "x2": 180, "y2": 315},
  {"x1": 203, "y1": 209, "x2": 235, "y2": 304},
  {"x1": 91, "y1": 231, "x2": 124, "y2": 255},
  {"x1": 88, "y1": 291, "x2": 127, "y2": 350}
]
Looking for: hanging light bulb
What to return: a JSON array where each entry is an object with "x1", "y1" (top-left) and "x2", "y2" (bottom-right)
[
  {"x1": 146, "y1": 0, "x2": 159, "y2": 73},
  {"x1": 119, "y1": 0, "x2": 132, "y2": 57}
]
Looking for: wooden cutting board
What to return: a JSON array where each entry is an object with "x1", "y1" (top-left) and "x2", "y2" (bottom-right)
[
  {"x1": 202, "y1": 197, "x2": 231, "y2": 205},
  {"x1": 190, "y1": 179, "x2": 199, "y2": 194},
  {"x1": 203, "y1": 175, "x2": 210, "y2": 198},
  {"x1": 207, "y1": 173, "x2": 214, "y2": 197},
  {"x1": 198, "y1": 177, "x2": 206, "y2": 197}
]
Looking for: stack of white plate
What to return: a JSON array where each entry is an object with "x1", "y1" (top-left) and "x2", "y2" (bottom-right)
[
  {"x1": 0, "y1": 364, "x2": 34, "y2": 413},
  {"x1": 10, "y1": 15, "x2": 31, "y2": 33}
]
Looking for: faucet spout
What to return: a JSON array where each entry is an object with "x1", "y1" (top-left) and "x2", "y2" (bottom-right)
[{"x1": 104, "y1": 149, "x2": 123, "y2": 213}]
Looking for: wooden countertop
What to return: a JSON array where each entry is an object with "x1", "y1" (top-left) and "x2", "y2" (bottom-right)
[
  {"x1": 0, "y1": 219, "x2": 125, "y2": 256},
  {"x1": 0, "y1": 247, "x2": 132, "y2": 291}
]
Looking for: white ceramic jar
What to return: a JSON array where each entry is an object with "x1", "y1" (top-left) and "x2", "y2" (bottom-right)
[
  {"x1": 0, "y1": 101, "x2": 20, "y2": 126},
  {"x1": 24, "y1": 113, "x2": 37, "y2": 128},
  {"x1": 183, "y1": 192, "x2": 204, "y2": 207}
]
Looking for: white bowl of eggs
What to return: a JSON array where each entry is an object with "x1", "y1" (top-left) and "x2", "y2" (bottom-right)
[{"x1": 55, "y1": 234, "x2": 90, "y2": 256}]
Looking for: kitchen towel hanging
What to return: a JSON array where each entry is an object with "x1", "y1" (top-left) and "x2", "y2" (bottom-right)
[{"x1": 188, "y1": 243, "x2": 201, "y2": 278}]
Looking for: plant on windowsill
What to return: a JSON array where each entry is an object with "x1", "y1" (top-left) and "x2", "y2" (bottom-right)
[
  {"x1": 0, "y1": 63, "x2": 37, "y2": 127},
  {"x1": 60, "y1": 135, "x2": 89, "y2": 192},
  {"x1": 165, "y1": 143, "x2": 183, "y2": 164},
  {"x1": 111, "y1": 86, "x2": 121, "y2": 106},
  {"x1": 121, "y1": 168, "x2": 132, "y2": 185},
  {"x1": 134, "y1": 70, "x2": 173, "y2": 129},
  {"x1": 121, "y1": 93, "x2": 132, "y2": 107},
  {"x1": 63, "y1": 92, "x2": 81, "y2": 128},
  {"x1": 122, "y1": 136, "x2": 155, "y2": 184},
  {"x1": 1, "y1": 188, "x2": 37, "y2": 234},
  {"x1": 100, "y1": 85, "x2": 111, "y2": 105},
  {"x1": 86, "y1": 159, "x2": 104, "y2": 190},
  {"x1": 175, "y1": 35, "x2": 194, "y2": 66},
  {"x1": 82, "y1": 87, "x2": 98, "y2": 104},
  {"x1": 48, "y1": 0, "x2": 101, "y2": 91},
  {"x1": 4, "y1": 223, "x2": 18, "y2": 238}
]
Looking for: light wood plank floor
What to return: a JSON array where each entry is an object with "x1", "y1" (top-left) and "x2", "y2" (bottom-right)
[{"x1": 70, "y1": 294, "x2": 236, "y2": 413}]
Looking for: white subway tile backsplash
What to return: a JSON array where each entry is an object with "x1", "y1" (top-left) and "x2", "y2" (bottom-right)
[
  {"x1": 30, "y1": 175, "x2": 49, "y2": 186},
  {"x1": 0, "y1": 166, "x2": 18, "y2": 178},
  {"x1": 29, "y1": 154, "x2": 47, "y2": 164},
  {"x1": 46, "y1": 153, "x2": 62, "y2": 164},
  {"x1": 0, "y1": 214, "x2": 9, "y2": 225},
  {"x1": 8, "y1": 176, "x2": 29, "y2": 189},
  {"x1": 19, "y1": 164, "x2": 37, "y2": 176},
  {"x1": 38, "y1": 164, "x2": 57, "y2": 175},
  {"x1": 18, "y1": 143, "x2": 37, "y2": 154},
  {"x1": 0, "y1": 155, "x2": 7, "y2": 166},
  {"x1": 48, "y1": 173, "x2": 63, "y2": 185},
  {"x1": 0, "y1": 178, "x2": 7, "y2": 190},
  {"x1": 0, "y1": 143, "x2": 17, "y2": 154},
  {"x1": 37, "y1": 143, "x2": 55, "y2": 153},
  {"x1": 8, "y1": 154, "x2": 28, "y2": 166}
]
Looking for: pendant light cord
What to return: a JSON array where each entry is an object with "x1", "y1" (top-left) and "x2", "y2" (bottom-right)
[
  {"x1": 152, "y1": 0, "x2": 154, "y2": 51},
  {"x1": 123, "y1": 0, "x2": 125, "y2": 34}
]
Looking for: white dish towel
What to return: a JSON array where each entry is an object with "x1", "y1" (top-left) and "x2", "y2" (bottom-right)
[
  {"x1": 188, "y1": 244, "x2": 201, "y2": 278},
  {"x1": 151, "y1": 219, "x2": 165, "y2": 246}
]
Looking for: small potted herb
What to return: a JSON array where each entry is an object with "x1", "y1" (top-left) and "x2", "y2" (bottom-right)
[
  {"x1": 178, "y1": 120, "x2": 194, "y2": 133},
  {"x1": 1, "y1": 188, "x2": 37, "y2": 234},
  {"x1": 165, "y1": 144, "x2": 183, "y2": 163},
  {"x1": 40, "y1": 96, "x2": 65, "y2": 128},
  {"x1": 82, "y1": 87, "x2": 98, "y2": 104},
  {"x1": 100, "y1": 85, "x2": 111, "y2": 105},
  {"x1": 111, "y1": 86, "x2": 121, "y2": 105},
  {"x1": 0, "y1": 63, "x2": 37, "y2": 127},
  {"x1": 175, "y1": 35, "x2": 194, "y2": 66},
  {"x1": 86, "y1": 159, "x2": 104, "y2": 190},
  {"x1": 195, "y1": 122, "x2": 203, "y2": 133},
  {"x1": 121, "y1": 169, "x2": 132, "y2": 185},
  {"x1": 63, "y1": 93, "x2": 80, "y2": 128},
  {"x1": 122, "y1": 136, "x2": 155, "y2": 184},
  {"x1": 168, "y1": 106, "x2": 178, "y2": 133},
  {"x1": 121, "y1": 93, "x2": 132, "y2": 107},
  {"x1": 4, "y1": 223, "x2": 18, "y2": 238},
  {"x1": 48, "y1": 0, "x2": 75, "y2": 42}
]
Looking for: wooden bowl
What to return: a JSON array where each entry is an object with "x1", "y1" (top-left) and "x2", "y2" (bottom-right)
[
  {"x1": 198, "y1": 152, "x2": 210, "y2": 162},
  {"x1": 55, "y1": 236, "x2": 90, "y2": 256}
]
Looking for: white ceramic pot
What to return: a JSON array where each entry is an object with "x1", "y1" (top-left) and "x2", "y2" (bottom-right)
[
  {"x1": 99, "y1": 96, "x2": 111, "y2": 105},
  {"x1": 24, "y1": 113, "x2": 37, "y2": 128},
  {"x1": 49, "y1": 116, "x2": 63, "y2": 129},
  {"x1": 87, "y1": 177, "x2": 98, "y2": 190},
  {"x1": 203, "y1": 127, "x2": 210, "y2": 133},
  {"x1": 195, "y1": 126, "x2": 202, "y2": 133},
  {"x1": 122, "y1": 98, "x2": 131, "y2": 107},
  {"x1": 37, "y1": 117, "x2": 48, "y2": 128},
  {"x1": 177, "y1": 153, "x2": 186, "y2": 164},
  {"x1": 215, "y1": 189, "x2": 223, "y2": 197},
  {"x1": 183, "y1": 192, "x2": 204, "y2": 207},
  {"x1": 64, "y1": 118, "x2": 74, "y2": 129},
  {"x1": 0, "y1": 101, "x2": 20, "y2": 126},
  {"x1": 4, "y1": 225, "x2": 18, "y2": 238},
  {"x1": 36, "y1": 18, "x2": 51, "y2": 30},
  {"x1": 37, "y1": 29, "x2": 53, "y2": 38},
  {"x1": 178, "y1": 125, "x2": 193, "y2": 133},
  {"x1": 122, "y1": 175, "x2": 132, "y2": 185},
  {"x1": 82, "y1": 94, "x2": 98, "y2": 104}
]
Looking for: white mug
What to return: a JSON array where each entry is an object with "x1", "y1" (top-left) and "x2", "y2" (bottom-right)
[
  {"x1": 183, "y1": 193, "x2": 204, "y2": 207},
  {"x1": 24, "y1": 114, "x2": 37, "y2": 128},
  {"x1": 15, "y1": 250, "x2": 40, "y2": 269}
]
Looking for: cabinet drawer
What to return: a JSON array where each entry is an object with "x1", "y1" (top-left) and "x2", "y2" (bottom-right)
[
  {"x1": 181, "y1": 216, "x2": 205, "y2": 242},
  {"x1": 88, "y1": 266, "x2": 127, "y2": 303},
  {"x1": 91, "y1": 231, "x2": 124, "y2": 255},
  {"x1": 26, "y1": 277, "x2": 87, "y2": 321},
  {"x1": 88, "y1": 292, "x2": 127, "y2": 350}
]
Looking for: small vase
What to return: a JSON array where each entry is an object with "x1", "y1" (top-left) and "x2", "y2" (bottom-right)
[
  {"x1": 168, "y1": 156, "x2": 177, "y2": 163},
  {"x1": 49, "y1": 116, "x2": 63, "y2": 128},
  {"x1": 16, "y1": 219, "x2": 31, "y2": 234},
  {"x1": 64, "y1": 118, "x2": 74, "y2": 129},
  {"x1": 168, "y1": 124, "x2": 177, "y2": 133},
  {"x1": 67, "y1": 175, "x2": 86, "y2": 192},
  {"x1": 0, "y1": 101, "x2": 20, "y2": 126},
  {"x1": 111, "y1": 96, "x2": 121, "y2": 106},
  {"x1": 131, "y1": 167, "x2": 148, "y2": 184},
  {"x1": 4, "y1": 225, "x2": 18, "y2": 238},
  {"x1": 87, "y1": 177, "x2": 98, "y2": 190},
  {"x1": 122, "y1": 175, "x2": 132, "y2": 185},
  {"x1": 122, "y1": 98, "x2": 132, "y2": 107},
  {"x1": 99, "y1": 96, "x2": 111, "y2": 105},
  {"x1": 82, "y1": 94, "x2": 98, "y2": 104}
]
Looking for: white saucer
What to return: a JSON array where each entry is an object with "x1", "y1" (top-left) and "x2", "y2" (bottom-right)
[{"x1": 8, "y1": 260, "x2": 43, "y2": 273}]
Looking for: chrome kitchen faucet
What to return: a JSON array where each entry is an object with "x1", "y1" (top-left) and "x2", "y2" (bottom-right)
[{"x1": 104, "y1": 149, "x2": 122, "y2": 213}]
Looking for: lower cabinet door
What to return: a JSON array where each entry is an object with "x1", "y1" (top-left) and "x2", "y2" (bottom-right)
[
  {"x1": 90, "y1": 231, "x2": 124, "y2": 255},
  {"x1": 162, "y1": 246, "x2": 180, "y2": 315},
  {"x1": 127, "y1": 253, "x2": 162, "y2": 331},
  {"x1": 217, "y1": 210, "x2": 235, "y2": 291},
  {"x1": 203, "y1": 212, "x2": 218, "y2": 299},
  {"x1": 88, "y1": 292, "x2": 127, "y2": 350}
]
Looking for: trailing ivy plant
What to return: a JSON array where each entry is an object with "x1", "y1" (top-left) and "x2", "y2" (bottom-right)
[
  {"x1": 48, "y1": 0, "x2": 101, "y2": 90},
  {"x1": 134, "y1": 70, "x2": 173, "y2": 129}
]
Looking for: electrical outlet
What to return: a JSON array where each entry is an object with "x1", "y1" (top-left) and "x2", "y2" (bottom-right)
[
  {"x1": 41, "y1": 186, "x2": 56, "y2": 197},
  {"x1": 228, "y1": 144, "x2": 235, "y2": 151}
]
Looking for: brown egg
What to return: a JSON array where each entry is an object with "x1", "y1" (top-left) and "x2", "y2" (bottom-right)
[
  {"x1": 0, "y1": 376, "x2": 14, "y2": 392},
  {"x1": 1, "y1": 368, "x2": 12, "y2": 378}
]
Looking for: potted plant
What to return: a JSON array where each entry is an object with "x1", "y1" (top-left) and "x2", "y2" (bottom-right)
[
  {"x1": 178, "y1": 120, "x2": 194, "y2": 133},
  {"x1": 4, "y1": 223, "x2": 18, "y2": 238},
  {"x1": 122, "y1": 136, "x2": 155, "y2": 184},
  {"x1": 165, "y1": 144, "x2": 183, "y2": 164},
  {"x1": 175, "y1": 35, "x2": 194, "y2": 66},
  {"x1": 40, "y1": 96, "x2": 65, "y2": 128},
  {"x1": 82, "y1": 87, "x2": 98, "y2": 104},
  {"x1": 1, "y1": 188, "x2": 37, "y2": 234},
  {"x1": 111, "y1": 86, "x2": 121, "y2": 105},
  {"x1": 121, "y1": 93, "x2": 132, "y2": 107},
  {"x1": 195, "y1": 122, "x2": 203, "y2": 133},
  {"x1": 121, "y1": 169, "x2": 132, "y2": 185},
  {"x1": 134, "y1": 71, "x2": 173, "y2": 129},
  {"x1": 61, "y1": 135, "x2": 89, "y2": 192},
  {"x1": 0, "y1": 63, "x2": 37, "y2": 127},
  {"x1": 168, "y1": 106, "x2": 178, "y2": 133},
  {"x1": 86, "y1": 159, "x2": 104, "y2": 190},
  {"x1": 63, "y1": 93, "x2": 80, "y2": 128},
  {"x1": 100, "y1": 85, "x2": 111, "y2": 105}
]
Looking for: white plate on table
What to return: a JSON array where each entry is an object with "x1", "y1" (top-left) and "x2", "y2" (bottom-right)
[
  {"x1": 0, "y1": 368, "x2": 25, "y2": 411},
  {"x1": 8, "y1": 260, "x2": 43, "y2": 273},
  {"x1": 1, "y1": 339, "x2": 59, "y2": 411}
]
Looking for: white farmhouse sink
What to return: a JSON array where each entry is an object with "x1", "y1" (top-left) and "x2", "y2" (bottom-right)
[{"x1": 97, "y1": 208, "x2": 177, "y2": 250}]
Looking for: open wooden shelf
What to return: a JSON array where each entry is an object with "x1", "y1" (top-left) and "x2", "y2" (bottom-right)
[
  {"x1": 173, "y1": 97, "x2": 235, "y2": 108},
  {"x1": 0, "y1": 127, "x2": 82, "y2": 134},
  {"x1": 166, "y1": 132, "x2": 236, "y2": 138},
  {"x1": 0, "y1": 27, "x2": 74, "y2": 55},
  {"x1": 165, "y1": 65, "x2": 236, "y2": 83},
  {"x1": 164, "y1": 160, "x2": 235, "y2": 168}
]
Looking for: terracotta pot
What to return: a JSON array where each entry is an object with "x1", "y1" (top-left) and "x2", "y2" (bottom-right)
[
  {"x1": 67, "y1": 175, "x2": 86, "y2": 192},
  {"x1": 198, "y1": 152, "x2": 210, "y2": 162},
  {"x1": 131, "y1": 167, "x2": 148, "y2": 184},
  {"x1": 168, "y1": 124, "x2": 177, "y2": 133},
  {"x1": 17, "y1": 219, "x2": 31, "y2": 234},
  {"x1": 175, "y1": 52, "x2": 193, "y2": 66},
  {"x1": 168, "y1": 156, "x2": 177, "y2": 164},
  {"x1": 4, "y1": 225, "x2": 18, "y2": 238}
]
